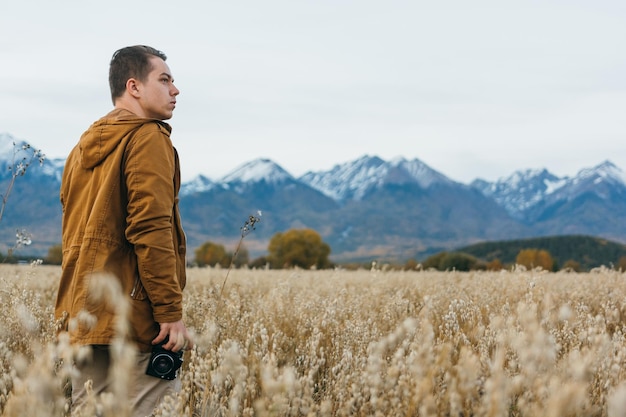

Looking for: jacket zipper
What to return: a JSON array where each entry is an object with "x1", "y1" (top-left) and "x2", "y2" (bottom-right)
[{"x1": 130, "y1": 275, "x2": 142, "y2": 298}]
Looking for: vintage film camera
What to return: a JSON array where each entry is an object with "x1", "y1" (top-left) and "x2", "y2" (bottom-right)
[{"x1": 146, "y1": 338, "x2": 184, "y2": 380}]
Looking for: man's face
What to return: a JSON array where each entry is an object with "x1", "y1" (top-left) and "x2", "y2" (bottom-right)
[{"x1": 136, "y1": 56, "x2": 180, "y2": 120}]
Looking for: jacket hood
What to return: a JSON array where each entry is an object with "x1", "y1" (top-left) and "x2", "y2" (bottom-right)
[{"x1": 78, "y1": 108, "x2": 172, "y2": 169}]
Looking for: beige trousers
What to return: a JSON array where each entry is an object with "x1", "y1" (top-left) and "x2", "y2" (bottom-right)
[{"x1": 71, "y1": 345, "x2": 181, "y2": 417}]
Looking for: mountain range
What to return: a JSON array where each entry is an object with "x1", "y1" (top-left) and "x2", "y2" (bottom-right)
[{"x1": 1, "y1": 132, "x2": 626, "y2": 263}]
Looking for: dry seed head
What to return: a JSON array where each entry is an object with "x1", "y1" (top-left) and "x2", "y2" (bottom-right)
[
  {"x1": 608, "y1": 383, "x2": 626, "y2": 417},
  {"x1": 558, "y1": 304, "x2": 573, "y2": 321},
  {"x1": 240, "y1": 211, "x2": 262, "y2": 238},
  {"x1": 14, "y1": 303, "x2": 38, "y2": 334},
  {"x1": 87, "y1": 272, "x2": 125, "y2": 310},
  {"x1": 75, "y1": 310, "x2": 98, "y2": 331}
]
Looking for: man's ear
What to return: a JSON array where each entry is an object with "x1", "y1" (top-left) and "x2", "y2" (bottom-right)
[{"x1": 127, "y1": 78, "x2": 140, "y2": 98}]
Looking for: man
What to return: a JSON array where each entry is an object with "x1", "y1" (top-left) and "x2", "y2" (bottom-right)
[{"x1": 55, "y1": 45, "x2": 194, "y2": 416}]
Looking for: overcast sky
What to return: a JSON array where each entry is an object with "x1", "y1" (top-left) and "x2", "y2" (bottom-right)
[{"x1": 1, "y1": 0, "x2": 626, "y2": 183}]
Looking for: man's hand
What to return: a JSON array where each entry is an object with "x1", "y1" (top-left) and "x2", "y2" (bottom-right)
[{"x1": 152, "y1": 320, "x2": 194, "y2": 352}]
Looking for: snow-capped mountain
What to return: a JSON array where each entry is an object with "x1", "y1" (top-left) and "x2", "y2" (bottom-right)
[
  {"x1": 557, "y1": 161, "x2": 626, "y2": 199},
  {"x1": 222, "y1": 158, "x2": 294, "y2": 184},
  {"x1": 180, "y1": 174, "x2": 216, "y2": 196},
  {"x1": 471, "y1": 169, "x2": 566, "y2": 219},
  {"x1": 0, "y1": 133, "x2": 64, "y2": 185},
  {"x1": 299, "y1": 155, "x2": 453, "y2": 201},
  {"x1": 182, "y1": 159, "x2": 294, "y2": 197},
  {"x1": 471, "y1": 161, "x2": 626, "y2": 221},
  {"x1": 179, "y1": 158, "x2": 297, "y2": 196}
]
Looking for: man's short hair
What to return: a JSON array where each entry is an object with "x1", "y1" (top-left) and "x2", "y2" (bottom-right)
[{"x1": 109, "y1": 45, "x2": 167, "y2": 104}]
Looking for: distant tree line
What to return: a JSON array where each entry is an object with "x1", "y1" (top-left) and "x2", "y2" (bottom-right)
[
  {"x1": 451, "y1": 235, "x2": 626, "y2": 272},
  {"x1": 413, "y1": 248, "x2": 559, "y2": 272},
  {"x1": 403, "y1": 235, "x2": 626, "y2": 272},
  {"x1": 38, "y1": 233, "x2": 626, "y2": 272}
]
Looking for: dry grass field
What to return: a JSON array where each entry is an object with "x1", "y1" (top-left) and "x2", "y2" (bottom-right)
[{"x1": 2, "y1": 263, "x2": 626, "y2": 416}]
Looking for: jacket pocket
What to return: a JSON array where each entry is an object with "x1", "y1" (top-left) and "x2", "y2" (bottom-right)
[{"x1": 130, "y1": 275, "x2": 147, "y2": 300}]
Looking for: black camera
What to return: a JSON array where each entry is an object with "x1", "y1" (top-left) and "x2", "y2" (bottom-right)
[{"x1": 146, "y1": 339, "x2": 183, "y2": 380}]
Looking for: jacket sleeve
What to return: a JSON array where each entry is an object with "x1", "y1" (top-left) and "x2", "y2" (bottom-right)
[{"x1": 123, "y1": 124, "x2": 183, "y2": 324}]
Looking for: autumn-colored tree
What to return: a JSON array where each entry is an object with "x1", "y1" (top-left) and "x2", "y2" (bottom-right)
[
  {"x1": 268, "y1": 228, "x2": 331, "y2": 269},
  {"x1": 195, "y1": 241, "x2": 229, "y2": 267},
  {"x1": 561, "y1": 259, "x2": 582, "y2": 272},
  {"x1": 404, "y1": 259, "x2": 420, "y2": 271},
  {"x1": 45, "y1": 243, "x2": 63, "y2": 265},
  {"x1": 618, "y1": 256, "x2": 626, "y2": 272},
  {"x1": 486, "y1": 258, "x2": 504, "y2": 271},
  {"x1": 515, "y1": 248, "x2": 554, "y2": 271}
]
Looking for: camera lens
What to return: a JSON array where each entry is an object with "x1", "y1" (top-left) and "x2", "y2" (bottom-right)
[{"x1": 151, "y1": 353, "x2": 174, "y2": 376}]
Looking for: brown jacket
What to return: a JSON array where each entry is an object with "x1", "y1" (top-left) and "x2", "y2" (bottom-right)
[{"x1": 55, "y1": 108, "x2": 187, "y2": 352}]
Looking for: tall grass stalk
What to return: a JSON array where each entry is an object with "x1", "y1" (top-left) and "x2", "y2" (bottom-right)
[
  {"x1": 218, "y1": 212, "x2": 261, "y2": 298},
  {"x1": 0, "y1": 143, "x2": 45, "y2": 224}
]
